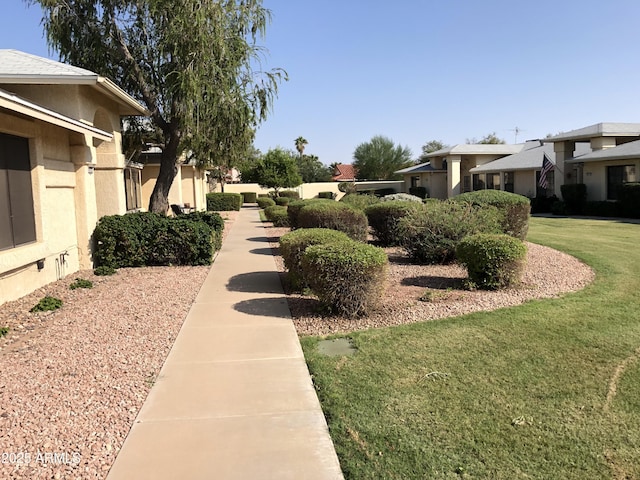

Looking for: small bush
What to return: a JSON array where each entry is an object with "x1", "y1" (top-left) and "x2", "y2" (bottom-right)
[
  {"x1": 94, "y1": 265, "x2": 116, "y2": 276},
  {"x1": 529, "y1": 195, "x2": 559, "y2": 214},
  {"x1": 365, "y1": 201, "x2": 424, "y2": 246},
  {"x1": 381, "y1": 193, "x2": 423, "y2": 203},
  {"x1": 338, "y1": 182, "x2": 357, "y2": 194},
  {"x1": 374, "y1": 188, "x2": 396, "y2": 197},
  {"x1": 206, "y1": 192, "x2": 242, "y2": 211},
  {"x1": 275, "y1": 196, "x2": 290, "y2": 206},
  {"x1": 318, "y1": 191, "x2": 336, "y2": 199},
  {"x1": 287, "y1": 199, "x2": 334, "y2": 229},
  {"x1": 93, "y1": 212, "x2": 214, "y2": 268},
  {"x1": 409, "y1": 186, "x2": 428, "y2": 199},
  {"x1": 560, "y1": 184, "x2": 587, "y2": 215},
  {"x1": 241, "y1": 192, "x2": 257, "y2": 203},
  {"x1": 70, "y1": 278, "x2": 93, "y2": 290},
  {"x1": 616, "y1": 183, "x2": 640, "y2": 218},
  {"x1": 302, "y1": 241, "x2": 388, "y2": 317},
  {"x1": 30, "y1": 296, "x2": 63, "y2": 312},
  {"x1": 280, "y1": 228, "x2": 352, "y2": 290},
  {"x1": 298, "y1": 202, "x2": 369, "y2": 241},
  {"x1": 0, "y1": 326, "x2": 8, "y2": 337},
  {"x1": 399, "y1": 201, "x2": 501, "y2": 264},
  {"x1": 456, "y1": 234, "x2": 527, "y2": 290},
  {"x1": 453, "y1": 190, "x2": 530, "y2": 240},
  {"x1": 551, "y1": 200, "x2": 567, "y2": 216},
  {"x1": 256, "y1": 197, "x2": 276, "y2": 209},
  {"x1": 264, "y1": 205, "x2": 290, "y2": 227},
  {"x1": 183, "y1": 211, "x2": 224, "y2": 251},
  {"x1": 278, "y1": 190, "x2": 300, "y2": 199},
  {"x1": 339, "y1": 193, "x2": 379, "y2": 211},
  {"x1": 584, "y1": 201, "x2": 622, "y2": 218}
]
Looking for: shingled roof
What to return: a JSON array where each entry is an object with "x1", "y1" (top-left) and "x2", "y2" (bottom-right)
[{"x1": 332, "y1": 163, "x2": 357, "y2": 181}]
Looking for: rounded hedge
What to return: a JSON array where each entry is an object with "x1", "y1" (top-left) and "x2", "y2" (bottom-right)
[
  {"x1": 302, "y1": 241, "x2": 388, "y2": 317},
  {"x1": 297, "y1": 202, "x2": 368, "y2": 241},
  {"x1": 256, "y1": 197, "x2": 276, "y2": 209},
  {"x1": 287, "y1": 199, "x2": 334, "y2": 229},
  {"x1": 275, "y1": 196, "x2": 291, "y2": 206},
  {"x1": 398, "y1": 200, "x2": 502, "y2": 264},
  {"x1": 339, "y1": 193, "x2": 380, "y2": 211},
  {"x1": 452, "y1": 190, "x2": 530, "y2": 240},
  {"x1": 278, "y1": 190, "x2": 300, "y2": 199},
  {"x1": 264, "y1": 205, "x2": 290, "y2": 227},
  {"x1": 456, "y1": 233, "x2": 527, "y2": 290},
  {"x1": 279, "y1": 228, "x2": 352, "y2": 290},
  {"x1": 364, "y1": 200, "x2": 424, "y2": 246}
]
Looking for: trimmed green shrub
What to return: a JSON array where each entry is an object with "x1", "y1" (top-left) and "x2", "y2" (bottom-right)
[
  {"x1": 206, "y1": 192, "x2": 242, "y2": 211},
  {"x1": 409, "y1": 186, "x2": 428, "y2": 199},
  {"x1": 530, "y1": 195, "x2": 559, "y2": 214},
  {"x1": 241, "y1": 192, "x2": 257, "y2": 203},
  {"x1": 256, "y1": 197, "x2": 276, "y2": 209},
  {"x1": 275, "y1": 196, "x2": 290, "y2": 206},
  {"x1": 365, "y1": 201, "x2": 424, "y2": 246},
  {"x1": 287, "y1": 199, "x2": 333, "y2": 229},
  {"x1": 375, "y1": 188, "x2": 396, "y2": 197},
  {"x1": 278, "y1": 190, "x2": 300, "y2": 199},
  {"x1": 183, "y1": 211, "x2": 224, "y2": 251},
  {"x1": 616, "y1": 183, "x2": 640, "y2": 218},
  {"x1": 381, "y1": 193, "x2": 423, "y2": 203},
  {"x1": 280, "y1": 228, "x2": 352, "y2": 290},
  {"x1": 30, "y1": 296, "x2": 63, "y2": 312},
  {"x1": 560, "y1": 184, "x2": 587, "y2": 215},
  {"x1": 0, "y1": 327, "x2": 8, "y2": 337},
  {"x1": 258, "y1": 193, "x2": 270, "y2": 198},
  {"x1": 398, "y1": 200, "x2": 502, "y2": 264},
  {"x1": 456, "y1": 233, "x2": 527, "y2": 290},
  {"x1": 339, "y1": 193, "x2": 379, "y2": 211},
  {"x1": 584, "y1": 201, "x2": 622, "y2": 218},
  {"x1": 551, "y1": 200, "x2": 567, "y2": 216},
  {"x1": 264, "y1": 205, "x2": 290, "y2": 227},
  {"x1": 302, "y1": 241, "x2": 388, "y2": 317},
  {"x1": 453, "y1": 190, "x2": 531, "y2": 240},
  {"x1": 318, "y1": 191, "x2": 336, "y2": 199},
  {"x1": 94, "y1": 265, "x2": 116, "y2": 276},
  {"x1": 70, "y1": 278, "x2": 93, "y2": 290},
  {"x1": 298, "y1": 202, "x2": 369, "y2": 241},
  {"x1": 93, "y1": 212, "x2": 214, "y2": 268}
]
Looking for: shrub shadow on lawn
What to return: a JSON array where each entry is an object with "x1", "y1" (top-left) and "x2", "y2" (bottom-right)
[
  {"x1": 226, "y1": 271, "x2": 284, "y2": 294},
  {"x1": 233, "y1": 297, "x2": 292, "y2": 318},
  {"x1": 401, "y1": 275, "x2": 465, "y2": 290}
]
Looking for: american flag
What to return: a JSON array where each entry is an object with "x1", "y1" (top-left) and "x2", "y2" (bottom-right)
[{"x1": 538, "y1": 154, "x2": 554, "y2": 189}]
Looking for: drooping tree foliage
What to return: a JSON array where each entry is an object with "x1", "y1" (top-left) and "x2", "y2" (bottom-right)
[
  {"x1": 29, "y1": 0, "x2": 286, "y2": 212},
  {"x1": 353, "y1": 135, "x2": 413, "y2": 180}
]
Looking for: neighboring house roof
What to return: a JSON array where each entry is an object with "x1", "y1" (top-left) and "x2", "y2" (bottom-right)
[
  {"x1": 544, "y1": 122, "x2": 640, "y2": 142},
  {"x1": 0, "y1": 87, "x2": 112, "y2": 140},
  {"x1": 0, "y1": 49, "x2": 149, "y2": 116},
  {"x1": 332, "y1": 163, "x2": 357, "y2": 181},
  {"x1": 395, "y1": 162, "x2": 444, "y2": 174},
  {"x1": 423, "y1": 143, "x2": 524, "y2": 158},
  {"x1": 568, "y1": 139, "x2": 640, "y2": 163},
  {"x1": 470, "y1": 141, "x2": 592, "y2": 173}
]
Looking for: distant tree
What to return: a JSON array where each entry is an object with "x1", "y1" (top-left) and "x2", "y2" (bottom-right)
[
  {"x1": 466, "y1": 132, "x2": 506, "y2": 144},
  {"x1": 353, "y1": 135, "x2": 413, "y2": 180},
  {"x1": 31, "y1": 0, "x2": 286, "y2": 213},
  {"x1": 241, "y1": 148, "x2": 302, "y2": 194},
  {"x1": 297, "y1": 154, "x2": 332, "y2": 183},
  {"x1": 419, "y1": 139, "x2": 448, "y2": 162},
  {"x1": 294, "y1": 136, "x2": 308, "y2": 157}
]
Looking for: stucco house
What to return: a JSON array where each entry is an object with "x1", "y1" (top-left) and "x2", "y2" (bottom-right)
[
  {"x1": 544, "y1": 123, "x2": 640, "y2": 201},
  {"x1": 397, "y1": 144, "x2": 522, "y2": 199},
  {"x1": 0, "y1": 49, "x2": 148, "y2": 304}
]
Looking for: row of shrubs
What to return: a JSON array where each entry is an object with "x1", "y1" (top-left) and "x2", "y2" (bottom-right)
[{"x1": 93, "y1": 211, "x2": 224, "y2": 268}]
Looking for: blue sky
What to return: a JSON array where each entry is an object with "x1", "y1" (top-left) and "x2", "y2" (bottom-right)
[{"x1": 3, "y1": 1, "x2": 640, "y2": 164}]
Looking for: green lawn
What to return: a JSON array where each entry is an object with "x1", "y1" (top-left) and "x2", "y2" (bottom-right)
[{"x1": 301, "y1": 217, "x2": 640, "y2": 479}]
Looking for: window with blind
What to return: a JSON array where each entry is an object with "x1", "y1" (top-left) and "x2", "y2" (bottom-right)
[{"x1": 0, "y1": 133, "x2": 36, "y2": 251}]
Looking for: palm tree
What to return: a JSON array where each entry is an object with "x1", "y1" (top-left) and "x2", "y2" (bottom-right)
[{"x1": 294, "y1": 136, "x2": 308, "y2": 157}]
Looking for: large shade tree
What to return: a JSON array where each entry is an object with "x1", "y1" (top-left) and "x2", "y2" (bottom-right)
[
  {"x1": 29, "y1": 0, "x2": 286, "y2": 213},
  {"x1": 241, "y1": 148, "x2": 302, "y2": 194},
  {"x1": 353, "y1": 135, "x2": 413, "y2": 180}
]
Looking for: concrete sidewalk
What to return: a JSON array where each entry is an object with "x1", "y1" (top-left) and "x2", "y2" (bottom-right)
[{"x1": 107, "y1": 207, "x2": 343, "y2": 480}]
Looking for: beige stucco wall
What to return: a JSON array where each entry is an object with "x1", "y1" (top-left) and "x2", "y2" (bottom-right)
[
  {"x1": 142, "y1": 164, "x2": 208, "y2": 212},
  {"x1": 513, "y1": 170, "x2": 537, "y2": 197},
  {"x1": 223, "y1": 181, "x2": 404, "y2": 200},
  {"x1": 581, "y1": 159, "x2": 640, "y2": 201}
]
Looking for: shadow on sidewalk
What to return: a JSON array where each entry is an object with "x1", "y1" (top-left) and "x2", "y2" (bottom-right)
[
  {"x1": 233, "y1": 297, "x2": 292, "y2": 318},
  {"x1": 226, "y1": 271, "x2": 284, "y2": 294}
]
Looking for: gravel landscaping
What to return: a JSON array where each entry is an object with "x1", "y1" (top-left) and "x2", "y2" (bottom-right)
[
  {"x1": 0, "y1": 211, "x2": 238, "y2": 480},
  {"x1": 0, "y1": 210, "x2": 594, "y2": 479},
  {"x1": 266, "y1": 225, "x2": 595, "y2": 336}
]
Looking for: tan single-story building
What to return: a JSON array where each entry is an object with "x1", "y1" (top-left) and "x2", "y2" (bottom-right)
[{"x1": 0, "y1": 49, "x2": 148, "y2": 304}]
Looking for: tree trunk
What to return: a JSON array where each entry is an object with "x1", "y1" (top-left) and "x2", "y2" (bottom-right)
[{"x1": 148, "y1": 132, "x2": 180, "y2": 214}]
